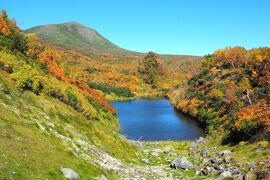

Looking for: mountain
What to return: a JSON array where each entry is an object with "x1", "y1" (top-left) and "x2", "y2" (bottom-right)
[{"x1": 25, "y1": 22, "x2": 136, "y2": 55}]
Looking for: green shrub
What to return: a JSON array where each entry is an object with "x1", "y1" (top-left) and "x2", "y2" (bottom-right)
[
  {"x1": 85, "y1": 67, "x2": 97, "y2": 73},
  {"x1": 11, "y1": 33, "x2": 28, "y2": 53},
  {"x1": 88, "y1": 82, "x2": 134, "y2": 97}
]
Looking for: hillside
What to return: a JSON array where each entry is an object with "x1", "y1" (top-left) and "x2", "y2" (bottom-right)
[
  {"x1": 25, "y1": 22, "x2": 203, "y2": 100},
  {"x1": 169, "y1": 47, "x2": 270, "y2": 140},
  {"x1": 1, "y1": 9, "x2": 269, "y2": 179},
  {"x1": 25, "y1": 22, "x2": 139, "y2": 55}
]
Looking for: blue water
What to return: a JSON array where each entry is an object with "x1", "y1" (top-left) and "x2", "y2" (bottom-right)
[{"x1": 110, "y1": 99, "x2": 204, "y2": 141}]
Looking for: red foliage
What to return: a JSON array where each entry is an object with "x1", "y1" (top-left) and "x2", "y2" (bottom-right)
[{"x1": 38, "y1": 49, "x2": 115, "y2": 114}]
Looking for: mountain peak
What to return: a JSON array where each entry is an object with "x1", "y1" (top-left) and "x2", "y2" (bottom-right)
[{"x1": 25, "y1": 22, "x2": 129, "y2": 54}]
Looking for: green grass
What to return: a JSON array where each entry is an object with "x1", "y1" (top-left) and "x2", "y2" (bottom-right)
[{"x1": 0, "y1": 72, "x2": 141, "y2": 179}]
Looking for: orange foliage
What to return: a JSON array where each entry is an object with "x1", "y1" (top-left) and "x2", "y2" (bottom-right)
[
  {"x1": 38, "y1": 47, "x2": 115, "y2": 114},
  {"x1": 236, "y1": 99, "x2": 270, "y2": 127},
  {"x1": 0, "y1": 9, "x2": 18, "y2": 36}
]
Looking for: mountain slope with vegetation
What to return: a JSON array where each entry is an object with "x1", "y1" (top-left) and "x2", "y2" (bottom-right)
[
  {"x1": 25, "y1": 22, "x2": 202, "y2": 100},
  {"x1": 25, "y1": 22, "x2": 132, "y2": 55},
  {"x1": 169, "y1": 47, "x2": 270, "y2": 139},
  {"x1": 1, "y1": 9, "x2": 269, "y2": 179}
]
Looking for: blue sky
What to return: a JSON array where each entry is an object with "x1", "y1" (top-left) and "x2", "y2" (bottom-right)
[{"x1": 1, "y1": 0, "x2": 270, "y2": 55}]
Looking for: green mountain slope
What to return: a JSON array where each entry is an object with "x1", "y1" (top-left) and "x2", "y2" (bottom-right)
[{"x1": 25, "y1": 22, "x2": 132, "y2": 55}]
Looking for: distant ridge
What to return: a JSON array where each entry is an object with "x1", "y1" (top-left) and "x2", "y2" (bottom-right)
[{"x1": 26, "y1": 22, "x2": 202, "y2": 59}]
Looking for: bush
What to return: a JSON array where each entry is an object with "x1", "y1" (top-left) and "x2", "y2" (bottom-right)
[
  {"x1": 88, "y1": 82, "x2": 134, "y2": 97},
  {"x1": 85, "y1": 67, "x2": 97, "y2": 73},
  {"x1": 0, "y1": 34, "x2": 12, "y2": 50},
  {"x1": 11, "y1": 33, "x2": 28, "y2": 53}
]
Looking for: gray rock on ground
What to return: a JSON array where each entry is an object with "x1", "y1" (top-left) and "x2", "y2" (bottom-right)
[
  {"x1": 141, "y1": 158, "x2": 150, "y2": 164},
  {"x1": 200, "y1": 148, "x2": 209, "y2": 157},
  {"x1": 98, "y1": 175, "x2": 108, "y2": 180},
  {"x1": 200, "y1": 166, "x2": 215, "y2": 175},
  {"x1": 218, "y1": 150, "x2": 232, "y2": 156},
  {"x1": 170, "y1": 156, "x2": 193, "y2": 170},
  {"x1": 196, "y1": 137, "x2": 206, "y2": 144},
  {"x1": 190, "y1": 143, "x2": 199, "y2": 149},
  {"x1": 60, "y1": 168, "x2": 80, "y2": 179},
  {"x1": 210, "y1": 157, "x2": 220, "y2": 164},
  {"x1": 219, "y1": 171, "x2": 232, "y2": 179},
  {"x1": 162, "y1": 147, "x2": 171, "y2": 154},
  {"x1": 224, "y1": 156, "x2": 231, "y2": 164},
  {"x1": 150, "y1": 151, "x2": 159, "y2": 157}
]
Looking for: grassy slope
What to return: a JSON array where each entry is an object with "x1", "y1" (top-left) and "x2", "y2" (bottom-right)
[
  {"x1": 1, "y1": 69, "x2": 269, "y2": 179},
  {"x1": 0, "y1": 71, "x2": 140, "y2": 179}
]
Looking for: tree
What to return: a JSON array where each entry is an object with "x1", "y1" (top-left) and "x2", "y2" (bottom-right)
[{"x1": 138, "y1": 51, "x2": 162, "y2": 87}]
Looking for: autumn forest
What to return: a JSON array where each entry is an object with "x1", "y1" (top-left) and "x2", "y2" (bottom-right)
[{"x1": 0, "y1": 6, "x2": 269, "y2": 180}]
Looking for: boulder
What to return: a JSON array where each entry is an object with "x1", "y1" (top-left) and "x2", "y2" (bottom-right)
[
  {"x1": 201, "y1": 166, "x2": 215, "y2": 175},
  {"x1": 218, "y1": 150, "x2": 231, "y2": 156},
  {"x1": 200, "y1": 149, "x2": 209, "y2": 157},
  {"x1": 224, "y1": 156, "x2": 231, "y2": 164},
  {"x1": 162, "y1": 147, "x2": 171, "y2": 154},
  {"x1": 98, "y1": 175, "x2": 108, "y2": 180},
  {"x1": 219, "y1": 171, "x2": 232, "y2": 179},
  {"x1": 247, "y1": 162, "x2": 255, "y2": 168},
  {"x1": 141, "y1": 158, "x2": 150, "y2": 164},
  {"x1": 60, "y1": 168, "x2": 80, "y2": 179},
  {"x1": 213, "y1": 163, "x2": 224, "y2": 171},
  {"x1": 170, "y1": 156, "x2": 193, "y2": 170},
  {"x1": 243, "y1": 172, "x2": 253, "y2": 180},
  {"x1": 229, "y1": 167, "x2": 240, "y2": 175},
  {"x1": 168, "y1": 152, "x2": 177, "y2": 156},
  {"x1": 189, "y1": 151, "x2": 195, "y2": 156},
  {"x1": 150, "y1": 151, "x2": 159, "y2": 157},
  {"x1": 190, "y1": 143, "x2": 199, "y2": 149},
  {"x1": 196, "y1": 137, "x2": 206, "y2": 144},
  {"x1": 210, "y1": 157, "x2": 220, "y2": 164}
]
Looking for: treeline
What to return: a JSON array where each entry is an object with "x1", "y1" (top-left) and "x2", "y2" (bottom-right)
[
  {"x1": 169, "y1": 46, "x2": 270, "y2": 140},
  {"x1": 88, "y1": 82, "x2": 134, "y2": 98}
]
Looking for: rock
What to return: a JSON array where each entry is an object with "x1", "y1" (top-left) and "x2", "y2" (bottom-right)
[
  {"x1": 210, "y1": 157, "x2": 220, "y2": 164},
  {"x1": 196, "y1": 137, "x2": 205, "y2": 144},
  {"x1": 224, "y1": 156, "x2": 231, "y2": 164},
  {"x1": 235, "y1": 174, "x2": 245, "y2": 180},
  {"x1": 247, "y1": 162, "x2": 255, "y2": 168},
  {"x1": 162, "y1": 147, "x2": 171, "y2": 154},
  {"x1": 170, "y1": 156, "x2": 193, "y2": 170},
  {"x1": 189, "y1": 151, "x2": 195, "y2": 156},
  {"x1": 141, "y1": 158, "x2": 150, "y2": 164},
  {"x1": 150, "y1": 151, "x2": 159, "y2": 157},
  {"x1": 218, "y1": 150, "x2": 231, "y2": 156},
  {"x1": 190, "y1": 143, "x2": 199, "y2": 149},
  {"x1": 243, "y1": 172, "x2": 253, "y2": 180},
  {"x1": 60, "y1": 168, "x2": 80, "y2": 179},
  {"x1": 213, "y1": 163, "x2": 224, "y2": 171},
  {"x1": 168, "y1": 152, "x2": 177, "y2": 156},
  {"x1": 229, "y1": 167, "x2": 240, "y2": 175},
  {"x1": 98, "y1": 175, "x2": 108, "y2": 180},
  {"x1": 200, "y1": 148, "x2": 209, "y2": 157},
  {"x1": 203, "y1": 158, "x2": 209, "y2": 164},
  {"x1": 201, "y1": 166, "x2": 215, "y2": 175},
  {"x1": 219, "y1": 171, "x2": 232, "y2": 179}
]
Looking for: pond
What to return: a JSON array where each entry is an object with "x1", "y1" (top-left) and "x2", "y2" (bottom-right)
[{"x1": 110, "y1": 99, "x2": 204, "y2": 141}]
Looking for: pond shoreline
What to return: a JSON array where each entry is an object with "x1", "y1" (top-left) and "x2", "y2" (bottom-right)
[{"x1": 110, "y1": 98, "x2": 204, "y2": 141}]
